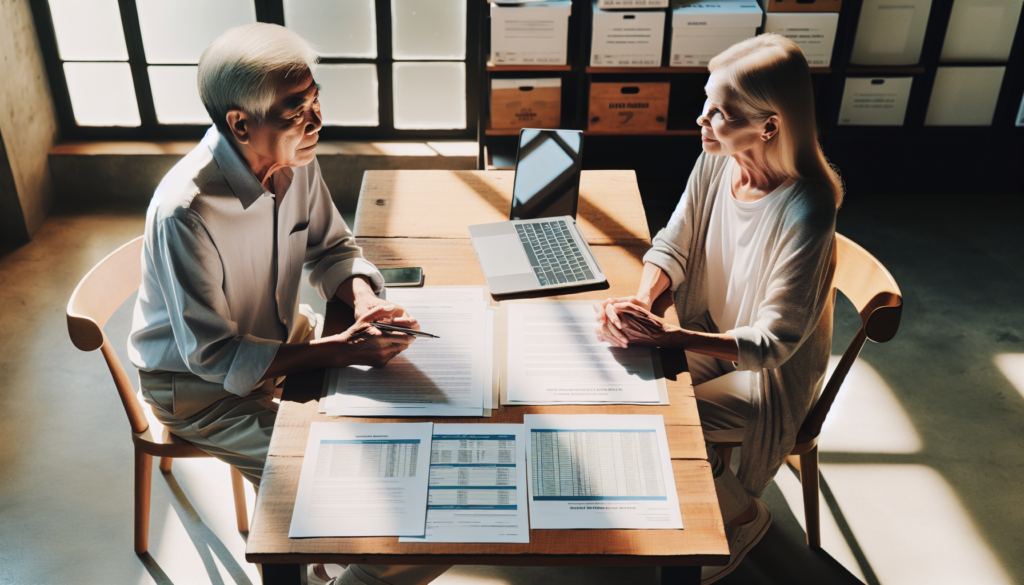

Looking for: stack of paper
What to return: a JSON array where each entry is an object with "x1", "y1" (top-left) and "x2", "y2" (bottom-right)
[
  {"x1": 289, "y1": 422, "x2": 434, "y2": 538},
  {"x1": 500, "y1": 300, "x2": 668, "y2": 405},
  {"x1": 524, "y1": 414, "x2": 683, "y2": 529},
  {"x1": 400, "y1": 424, "x2": 530, "y2": 543},
  {"x1": 322, "y1": 287, "x2": 499, "y2": 417}
]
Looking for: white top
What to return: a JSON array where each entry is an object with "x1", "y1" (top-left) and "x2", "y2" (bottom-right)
[
  {"x1": 128, "y1": 127, "x2": 383, "y2": 396},
  {"x1": 705, "y1": 158, "x2": 795, "y2": 334}
]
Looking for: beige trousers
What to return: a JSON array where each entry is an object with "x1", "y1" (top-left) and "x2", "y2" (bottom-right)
[{"x1": 685, "y1": 314, "x2": 756, "y2": 524}]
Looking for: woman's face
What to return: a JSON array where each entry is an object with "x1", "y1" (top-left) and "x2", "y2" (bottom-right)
[{"x1": 697, "y1": 72, "x2": 767, "y2": 157}]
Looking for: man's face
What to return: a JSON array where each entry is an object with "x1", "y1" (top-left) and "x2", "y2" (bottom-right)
[{"x1": 234, "y1": 68, "x2": 322, "y2": 169}]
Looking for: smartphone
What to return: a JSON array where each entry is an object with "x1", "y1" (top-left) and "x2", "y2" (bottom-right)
[{"x1": 380, "y1": 267, "x2": 424, "y2": 287}]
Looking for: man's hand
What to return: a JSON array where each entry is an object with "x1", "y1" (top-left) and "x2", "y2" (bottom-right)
[
  {"x1": 313, "y1": 305, "x2": 415, "y2": 368},
  {"x1": 595, "y1": 301, "x2": 680, "y2": 349},
  {"x1": 593, "y1": 295, "x2": 650, "y2": 347}
]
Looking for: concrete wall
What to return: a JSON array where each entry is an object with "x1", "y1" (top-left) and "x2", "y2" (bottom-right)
[
  {"x1": 0, "y1": 0, "x2": 59, "y2": 242},
  {"x1": 49, "y1": 141, "x2": 477, "y2": 214}
]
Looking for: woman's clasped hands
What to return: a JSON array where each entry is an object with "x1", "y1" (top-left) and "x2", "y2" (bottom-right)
[{"x1": 592, "y1": 296, "x2": 681, "y2": 349}]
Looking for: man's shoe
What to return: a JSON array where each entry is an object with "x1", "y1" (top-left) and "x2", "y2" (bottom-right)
[{"x1": 701, "y1": 498, "x2": 772, "y2": 584}]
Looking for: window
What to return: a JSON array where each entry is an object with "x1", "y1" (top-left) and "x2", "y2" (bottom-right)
[{"x1": 32, "y1": 0, "x2": 480, "y2": 140}]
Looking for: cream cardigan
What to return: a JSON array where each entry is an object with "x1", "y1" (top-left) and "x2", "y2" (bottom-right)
[{"x1": 644, "y1": 152, "x2": 837, "y2": 497}]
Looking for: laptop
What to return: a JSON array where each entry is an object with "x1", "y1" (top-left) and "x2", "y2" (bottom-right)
[{"x1": 469, "y1": 129, "x2": 606, "y2": 295}]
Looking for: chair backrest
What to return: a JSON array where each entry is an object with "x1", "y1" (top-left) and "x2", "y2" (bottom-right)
[
  {"x1": 67, "y1": 236, "x2": 148, "y2": 434},
  {"x1": 798, "y1": 233, "x2": 903, "y2": 443}
]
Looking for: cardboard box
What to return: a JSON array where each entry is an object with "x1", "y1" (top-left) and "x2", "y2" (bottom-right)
[
  {"x1": 588, "y1": 82, "x2": 670, "y2": 132},
  {"x1": 765, "y1": 0, "x2": 841, "y2": 12},
  {"x1": 490, "y1": 1, "x2": 572, "y2": 66},
  {"x1": 599, "y1": 0, "x2": 670, "y2": 8},
  {"x1": 850, "y1": 0, "x2": 932, "y2": 66},
  {"x1": 591, "y1": 3, "x2": 667, "y2": 67},
  {"x1": 837, "y1": 77, "x2": 913, "y2": 126},
  {"x1": 490, "y1": 78, "x2": 562, "y2": 129},
  {"x1": 670, "y1": 0, "x2": 763, "y2": 66},
  {"x1": 764, "y1": 13, "x2": 838, "y2": 67}
]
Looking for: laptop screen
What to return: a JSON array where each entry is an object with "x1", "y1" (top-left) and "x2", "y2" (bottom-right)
[{"x1": 510, "y1": 129, "x2": 584, "y2": 220}]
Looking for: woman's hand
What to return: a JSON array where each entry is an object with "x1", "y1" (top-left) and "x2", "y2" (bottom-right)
[
  {"x1": 314, "y1": 305, "x2": 415, "y2": 368},
  {"x1": 593, "y1": 295, "x2": 650, "y2": 347},
  {"x1": 596, "y1": 301, "x2": 680, "y2": 348}
]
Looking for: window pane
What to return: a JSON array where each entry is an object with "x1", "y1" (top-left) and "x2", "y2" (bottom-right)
[
  {"x1": 285, "y1": 0, "x2": 377, "y2": 58},
  {"x1": 391, "y1": 0, "x2": 466, "y2": 60},
  {"x1": 316, "y1": 65, "x2": 379, "y2": 126},
  {"x1": 48, "y1": 0, "x2": 128, "y2": 61},
  {"x1": 149, "y1": 66, "x2": 211, "y2": 124},
  {"x1": 63, "y1": 62, "x2": 141, "y2": 126},
  {"x1": 136, "y1": 0, "x2": 256, "y2": 64},
  {"x1": 392, "y1": 62, "x2": 465, "y2": 129}
]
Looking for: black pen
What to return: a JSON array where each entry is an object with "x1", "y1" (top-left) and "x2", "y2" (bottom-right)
[{"x1": 371, "y1": 321, "x2": 441, "y2": 339}]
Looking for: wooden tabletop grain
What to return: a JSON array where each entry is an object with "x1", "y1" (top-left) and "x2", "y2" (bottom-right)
[{"x1": 352, "y1": 170, "x2": 652, "y2": 246}]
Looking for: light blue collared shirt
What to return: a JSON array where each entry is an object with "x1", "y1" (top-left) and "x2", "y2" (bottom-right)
[{"x1": 128, "y1": 127, "x2": 383, "y2": 396}]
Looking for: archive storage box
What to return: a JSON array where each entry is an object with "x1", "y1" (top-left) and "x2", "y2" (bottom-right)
[
  {"x1": 670, "y1": 0, "x2": 763, "y2": 67},
  {"x1": 764, "y1": 12, "x2": 839, "y2": 66},
  {"x1": 588, "y1": 82, "x2": 670, "y2": 132},
  {"x1": 490, "y1": 1, "x2": 572, "y2": 65},
  {"x1": 490, "y1": 78, "x2": 562, "y2": 129},
  {"x1": 591, "y1": 2, "x2": 667, "y2": 67},
  {"x1": 765, "y1": 0, "x2": 842, "y2": 11}
]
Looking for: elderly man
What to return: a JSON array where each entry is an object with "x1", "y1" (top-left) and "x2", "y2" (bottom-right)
[{"x1": 128, "y1": 23, "x2": 448, "y2": 585}]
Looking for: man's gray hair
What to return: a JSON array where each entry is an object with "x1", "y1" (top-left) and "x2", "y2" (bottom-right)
[{"x1": 198, "y1": 23, "x2": 319, "y2": 135}]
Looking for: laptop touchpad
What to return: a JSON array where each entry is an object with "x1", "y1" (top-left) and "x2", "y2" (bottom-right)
[{"x1": 475, "y1": 234, "x2": 533, "y2": 277}]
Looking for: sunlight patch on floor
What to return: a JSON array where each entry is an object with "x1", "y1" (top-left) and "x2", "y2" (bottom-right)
[
  {"x1": 818, "y1": 356, "x2": 923, "y2": 454},
  {"x1": 773, "y1": 466, "x2": 867, "y2": 583},
  {"x1": 820, "y1": 464, "x2": 1013, "y2": 585},
  {"x1": 994, "y1": 353, "x2": 1024, "y2": 402}
]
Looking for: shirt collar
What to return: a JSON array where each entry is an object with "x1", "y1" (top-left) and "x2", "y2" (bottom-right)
[{"x1": 204, "y1": 126, "x2": 273, "y2": 210}]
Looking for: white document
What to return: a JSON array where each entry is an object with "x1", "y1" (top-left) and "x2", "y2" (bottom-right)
[
  {"x1": 523, "y1": 414, "x2": 683, "y2": 530},
  {"x1": 924, "y1": 66, "x2": 1005, "y2": 126},
  {"x1": 484, "y1": 309, "x2": 496, "y2": 411},
  {"x1": 326, "y1": 288, "x2": 487, "y2": 417},
  {"x1": 838, "y1": 77, "x2": 913, "y2": 126},
  {"x1": 503, "y1": 301, "x2": 663, "y2": 404},
  {"x1": 399, "y1": 424, "x2": 530, "y2": 543},
  {"x1": 940, "y1": 0, "x2": 1023, "y2": 62},
  {"x1": 289, "y1": 422, "x2": 433, "y2": 538},
  {"x1": 851, "y1": 0, "x2": 932, "y2": 65}
]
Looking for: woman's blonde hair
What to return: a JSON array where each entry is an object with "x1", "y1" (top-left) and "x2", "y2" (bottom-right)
[{"x1": 708, "y1": 33, "x2": 844, "y2": 207}]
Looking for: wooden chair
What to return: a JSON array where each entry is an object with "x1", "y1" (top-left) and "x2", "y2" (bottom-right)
[
  {"x1": 66, "y1": 236, "x2": 250, "y2": 554},
  {"x1": 715, "y1": 233, "x2": 903, "y2": 548}
]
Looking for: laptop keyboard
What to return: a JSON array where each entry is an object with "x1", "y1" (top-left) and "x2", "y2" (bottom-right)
[{"x1": 514, "y1": 220, "x2": 596, "y2": 287}]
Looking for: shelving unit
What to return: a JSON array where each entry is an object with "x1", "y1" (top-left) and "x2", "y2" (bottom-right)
[{"x1": 476, "y1": 0, "x2": 1024, "y2": 189}]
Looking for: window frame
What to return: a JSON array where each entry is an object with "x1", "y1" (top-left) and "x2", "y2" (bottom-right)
[{"x1": 30, "y1": 0, "x2": 480, "y2": 141}]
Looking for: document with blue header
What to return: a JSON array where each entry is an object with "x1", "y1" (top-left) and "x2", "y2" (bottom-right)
[
  {"x1": 400, "y1": 424, "x2": 530, "y2": 543},
  {"x1": 523, "y1": 414, "x2": 683, "y2": 530},
  {"x1": 289, "y1": 422, "x2": 434, "y2": 538}
]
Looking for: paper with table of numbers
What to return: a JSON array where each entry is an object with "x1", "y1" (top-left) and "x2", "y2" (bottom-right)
[
  {"x1": 523, "y1": 414, "x2": 683, "y2": 530},
  {"x1": 399, "y1": 424, "x2": 530, "y2": 543},
  {"x1": 325, "y1": 287, "x2": 488, "y2": 417},
  {"x1": 501, "y1": 300, "x2": 666, "y2": 405},
  {"x1": 289, "y1": 422, "x2": 434, "y2": 537}
]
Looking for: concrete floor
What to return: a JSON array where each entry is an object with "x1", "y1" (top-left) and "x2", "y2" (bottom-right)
[{"x1": 0, "y1": 190, "x2": 1021, "y2": 585}]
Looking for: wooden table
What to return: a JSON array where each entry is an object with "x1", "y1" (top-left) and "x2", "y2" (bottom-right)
[{"x1": 246, "y1": 171, "x2": 728, "y2": 584}]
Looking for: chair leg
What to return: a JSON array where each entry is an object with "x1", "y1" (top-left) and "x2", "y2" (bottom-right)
[
  {"x1": 231, "y1": 467, "x2": 249, "y2": 533},
  {"x1": 159, "y1": 456, "x2": 173, "y2": 473},
  {"x1": 799, "y1": 445, "x2": 821, "y2": 548},
  {"x1": 715, "y1": 445, "x2": 733, "y2": 469},
  {"x1": 134, "y1": 449, "x2": 153, "y2": 554}
]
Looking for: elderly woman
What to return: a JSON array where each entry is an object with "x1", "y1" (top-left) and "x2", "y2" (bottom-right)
[
  {"x1": 594, "y1": 34, "x2": 841, "y2": 583},
  {"x1": 128, "y1": 23, "x2": 444, "y2": 585}
]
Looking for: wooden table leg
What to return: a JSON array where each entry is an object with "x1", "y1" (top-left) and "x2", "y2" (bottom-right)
[
  {"x1": 660, "y1": 565, "x2": 701, "y2": 585},
  {"x1": 261, "y1": 563, "x2": 302, "y2": 585}
]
